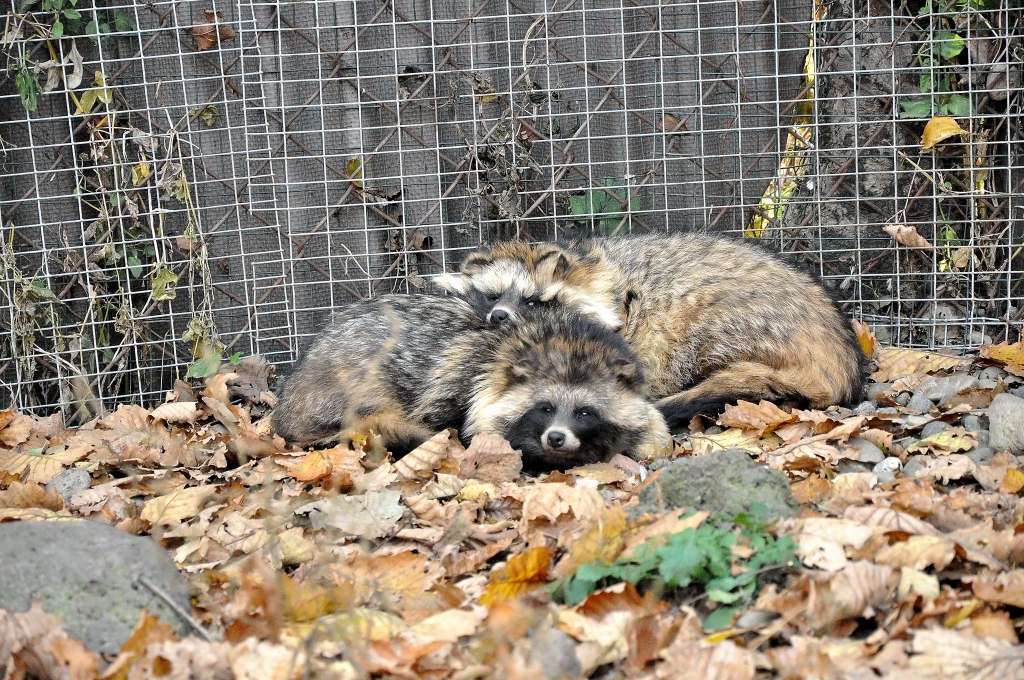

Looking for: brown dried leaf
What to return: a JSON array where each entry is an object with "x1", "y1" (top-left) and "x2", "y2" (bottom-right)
[
  {"x1": 906, "y1": 426, "x2": 977, "y2": 454},
  {"x1": 657, "y1": 636, "x2": 757, "y2": 680},
  {"x1": 972, "y1": 570, "x2": 1024, "y2": 608},
  {"x1": 0, "y1": 602, "x2": 101, "y2": 680},
  {"x1": 280, "y1": 444, "x2": 364, "y2": 489},
  {"x1": 520, "y1": 483, "x2": 605, "y2": 527},
  {"x1": 887, "y1": 627, "x2": 1024, "y2": 680},
  {"x1": 140, "y1": 484, "x2": 219, "y2": 526},
  {"x1": 0, "y1": 442, "x2": 93, "y2": 484},
  {"x1": 842, "y1": 505, "x2": 940, "y2": 536},
  {"x1": 394, "y1": 429, "x2": 461, "y2": 480},
  {"x1": 151, "y1": 401, "x2": 201, "y2": 424},
  {"x1": 719, "y1": 400, "x2": 797, "y2": 436},
  {"x1": 872, "y1": 347, "x2": 969, "y2": 382},
  {"x1": 0, "y1": 412, "x2": 34, "y2": 447},
  {"x1": 0, "y1": 481, "x2": 65, "y2": 511},
  {"x1": 971, "y1": 609, "x2": 1019, "y2": 644},
  {"x1": 875, "y1": 535, "x2": 956, "y2": 571},
  {"x1": 189, "y1": 9, "x2": 236, "y2": 51},
  {"x1": 884, "y1": 224, "x2": 934, "y2": 250},
  {"x1": 553, "y1": 505, "x2": 629, "y2": 578},
  {"x1": 808, "y1": 561, "x2": 897, "y2": 631},
  {"x1": 457, "y1": 432, "x2": 523, "y2": 483}
]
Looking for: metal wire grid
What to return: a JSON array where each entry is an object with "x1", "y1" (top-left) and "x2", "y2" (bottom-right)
[{"x1": 1, "y1": 0, "x2": 1022, "y2": 415}]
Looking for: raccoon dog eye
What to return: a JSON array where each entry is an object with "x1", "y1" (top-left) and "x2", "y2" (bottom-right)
[{"x1": 539, "y1": 403, "x2": 554, "y2": 414}]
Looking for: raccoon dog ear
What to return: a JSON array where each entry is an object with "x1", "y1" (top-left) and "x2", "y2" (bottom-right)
[
  {"x1": 435, "y1": 273, "x2": 470, "y2": 294},
  {"x1": 461, "y1": 251, "x2": 493, "y2": 275},
  {"x1": 612, "y1": 358, "x2": 640, "y2": 387},
  {"x1": 535, "y1": 250, "x2": 572, "y2": 282}
]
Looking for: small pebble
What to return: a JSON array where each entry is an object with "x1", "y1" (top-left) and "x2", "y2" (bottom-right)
[
  {"x1": 974, "y1": 430, "x2": 991, "y2": 448},
  {"x1": 915, "y1": 375, "x2": 981, "y2": 404},
  {"x1": 873, "y1": 457, "x2": 902, "y2": 484},
  {"x1": 979, "y1": 366, "x2": 1007, "y2": 382},
  {"x1": 865, "y1": 383, "x2": 894, "y2": 402},
  {"x1": 893, "y1": 392, "x2": 911, "y2": 407},
  {"x1": 875, "y1": 407, "x2": 899, "y2": 415},
  {"x1": 962, "y1": 414, "x2": 984, "y2": 432},
  {"x1": 978, "y1": 379, "x2": 999, "y2": 390},
  {"x1": 704, "y1": 426, "x2": 723, "y2": 435},
  {"x1": 837, "y1": 460, "x2": 874, "y2": 475},
  {"x1": 920, "y1": 421, "x2": 952, "y2": 438},
  {"x1": 967, "y1": 447, "x2": 994, "y2": 465},
  {"x1": 854, "y1": 401, "x2": 876, "y2": 415},
  {"x1": 1012, "y1": 386, "x2": 1024, "y2": 400},
  {"x1": 44, "y1": 467, "x2": 91, "y2": 502},
  {"x1": 902, "y1": 455, "x2": 934, "y2": 478},
  {"x1": 906, "y1": 393, "x2": 934, "y2": 413},
  {"x1": 846, "y1": 437, "x2": 886, "y2": 464}
]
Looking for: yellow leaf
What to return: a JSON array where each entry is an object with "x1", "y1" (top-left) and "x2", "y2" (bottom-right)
[
  {"x1": 553, "y1": 505, "x2": 629, "y2": 579},
  {"x1": 140, "y1": 484, "x2": 218, "y2": 526},
  {"x1": 0, "y1": 443, "x2": 92, "y2": 484},
  {"x1": 906, "y1": 427, "x2": 976, "y2": 455},
  {"x1": 345, "y1": 157, "x2": 363, "y2": 188},
  {"x1": 74, "y1": 88, "x2": 99, "y2": 115},
  {"x1": 130, "y1": 158, "x2": 150, "y2": 186},
  {"x1": 480, "y1": 546, "x2": 553, "y2": 606},
  {"x1": 921, "y1": 116, "x2": 966, "y2": 150},
  {"x1": 979, "y1": 341, "x2": 1024, "y2": 377},
  {"x1": 851, "y1": 319, "x2": 877, "y2": 359},
  {"x1": 1000, "y1": 468, "x2": 1024, "y2": 495}
]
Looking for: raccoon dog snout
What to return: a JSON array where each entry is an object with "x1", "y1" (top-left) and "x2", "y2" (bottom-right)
[
  {"x1": 488, "y1": 306, "x2": 513, "y2": 324},
  {"x1": 543, "y1": 427, "x2": 580, "y2": 452}
]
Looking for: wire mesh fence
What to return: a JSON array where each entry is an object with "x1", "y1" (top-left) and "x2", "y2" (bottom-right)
[{"x1": 1, "y1": 0, "x2": 1022, "y2": 416}]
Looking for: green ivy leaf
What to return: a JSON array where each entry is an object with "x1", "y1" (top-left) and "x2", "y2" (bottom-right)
[
  {"x1": 938, "y1": 32, "x2": 964, "y2": 60},
  {"x1": 51, "y1": 19, "x2": 64, "y2": 37},
  {"x1": 899, "y1": 99, "x2": 932, "y2": 119},
  {"x1": 186, "y1": 352, "x2": 222, "y2": 379}
]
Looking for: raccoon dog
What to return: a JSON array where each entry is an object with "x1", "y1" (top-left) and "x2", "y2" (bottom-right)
[
  {"x1": 437, "y1": 233, "x2": 865, "y2": 429},
  {"x1": 271, "y1": 295, "x2": 671, "y2": 471}
]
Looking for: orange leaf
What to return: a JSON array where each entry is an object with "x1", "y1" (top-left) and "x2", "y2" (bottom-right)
[
  {"x1": 871, "y1": 347, "x2": 968, "y2": 382},
  {"x1": 921, "y1": 116, "x2": 966, "y2": 149},
  {"x1": 850, "y1": 319, "x2": 877, "y2": 359},
  {"x1": 883, "y1": 224, "x2": 933, "y2": 251},
  {"x1": 719, "y1": 400, "x2": 797, "y2": 436},
  {"x1": 480, "y1": 546, "x2": 553, "y2": 606},
  {"x1": 979, "y1": 341, "x2": 1024, "y2": 377}
]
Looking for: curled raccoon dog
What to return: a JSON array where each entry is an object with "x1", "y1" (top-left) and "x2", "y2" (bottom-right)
[
  {"x1": 271, "y1": 295, "x2": 671, "y2": 471},
  {"x1": 437, "y1": 232, "x2": 865, "y2": 429}
]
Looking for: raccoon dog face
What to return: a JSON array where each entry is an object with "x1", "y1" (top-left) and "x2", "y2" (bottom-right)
[
  {"x1": 437, "y1": 242, "x2": 622, "y2": 329},
  {"x1": 468, "y1": 315, "x2": 657, "y2": 471}
]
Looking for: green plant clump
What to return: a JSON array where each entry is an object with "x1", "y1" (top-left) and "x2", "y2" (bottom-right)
[{"x1": 552, "y1": 506, "x2": 797, "y2": 630}]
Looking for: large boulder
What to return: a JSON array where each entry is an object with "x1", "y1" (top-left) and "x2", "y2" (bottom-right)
[
  {"x1": 632, "y1": 449, "x2": 798, "y2": 520},
  {"x1": 0, "y1": 520, "x2": 192, "y2": 654}
]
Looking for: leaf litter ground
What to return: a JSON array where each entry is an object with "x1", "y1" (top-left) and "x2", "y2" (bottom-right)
[{"x1": 4, "y1": 337, "x2": 1024, "y2": 679}]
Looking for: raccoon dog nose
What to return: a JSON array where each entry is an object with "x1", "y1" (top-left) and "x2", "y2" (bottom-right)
[
  {"x1": 490, "y1": 308, "x2": 510, "y2": 323},
  {"x1": 547, "y1": 431, "x2": 566, "y2": 448}
]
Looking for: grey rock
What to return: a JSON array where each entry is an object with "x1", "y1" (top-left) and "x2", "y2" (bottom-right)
[
  {"x1": 45, "y1": 467, "x2": 91, "y2": 502},
  {"x1": 979, "y1": 366, "x2": 1007, "y2": 382},
  {"x1": 975, "y1": 430, "x2": 991, "y2": 448},
  {"x1": 875, "y1": 407, "x2": 900, "y2": 415},
  {"x1": 968, "y1": 447, "x2": 995, "y2": 465},
  {"x1": 979, "y1": 379, "x2": 999, "y2": 390},
  {"x1": 906, "y1": 393, "x2": 935, "y2": 413},
  {"x1": 989, "y1": 393, "x2": 1024, "y2": 455},
  {"x1": 873, "y1": 457, "x2": 903, "y2": 484},
  {"x1": 920, "y1": 421, "x2": 952, "y2": 439},
  {"x1": 915, "y1": 375, "x2": 980, "y2": 404},
  {"x1": 837, "y1": 460, "x2": 874, "y2": 474},
  {"x1": 845, "y1": 437, "x2": 886, "y2": 464},
  {"x1": 530, "y1": 626, "x2": 582, "y2": 680},
  {"x1": 1012, "y1": 386, "x2": 1024, "y2": 400},
  {"x1": 893, "y1": 392, "x2": 911, "y2": 407},
  {"x1": 631, "y1": 449, "x2": 798, "y2": 520},
  {"x1": 0, "y1": 520, "x2": 192, "y2": 654},
  {"x1": 865, "y1": 383, "x2": 893, "y2": 402},
  {"x1": 902, "y1": 455, "x2": 935, "y2": 478},
  {"x1": 962, "y1": 414, "x2": 985, "y2": 433},
  {"x1": 854, "y1": 401, "x2": 876, "y2": 415},
  {"x1": 704, "y1": 426, "x2": 723, "y2": 436}
]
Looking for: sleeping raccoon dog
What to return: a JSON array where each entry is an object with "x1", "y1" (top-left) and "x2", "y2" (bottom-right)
[
  {"x1": 436, "y1": 233, "x2": 865, "y2": 429},
  {"x1": 271, "y1": 295, "x2": 671, "y2": 471}
]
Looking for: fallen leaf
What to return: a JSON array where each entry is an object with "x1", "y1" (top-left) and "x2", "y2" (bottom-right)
[
  {"x1": 141, "y1": 484, "x2": 219, "y2": 526},
  {"x1": 519, "y1": 483, "x2": 605, "y2": 527},
  {"x1": 897, "y1": 566, "x2": 940, "y2": 602},
  {"x1": 719, "y1": 400, "x2": 797, "y2": 436},
  {"x1": 876, "y1": 535, "x2": 956, "y2": 571},
  {"x1": 0, "y1": 442, "x2": 94, "y2": 484},
  {"x1": 0, "y1": 481, "x2": 65, "y2": 511},
  {"x1": 0, "y1": 603, "x2": 100, "y2": 680},
  {"x1": 979, "y1": 341, "x2": 1024, "y2": 377},
  {"x1": 480, "y1": 546, "x2": 553, "y2": 606},
  {"x1": 884, "y1": 224, "x2": 933, "y2": 250},
  {"x1": 906, "y1": 427, "x2": 977, "y2": 454},
  {"x1": 295, "y1": 489, "x2": 405, "y2": 540},
  {"x1": 971, "y1": 609, "x2": 1019, "y2": 643},
  {"x1": 887, "y1": 627, "x2": 1024, "y2": 680},
  {"x1": 456, "y1": 432, "x2": 523, "y2": 483},
  {"x1": 872, "y1": 347, "x2": 968, "y2": 382},
  {"x1": 151, "y1": 401, "x2": 201, "y2": 424},
  {"x1": 394, "y1": 429, "x2": 460, "y2": 480},
  {"x1": 851, "y1": 319, "x2": 877, "y2": 359},
  {"x1": 409, "y1": 608, "x2": 485, "y2": 642},
  {"x1": 972, "y1": 570, "x2": 1024, "y2": 608},
  {"x1": 921, "y1": 115, "x2": 966, "y2": 149},
  {"x1": 189, "y1": 9, "x2": 236, "y2": 51}
]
